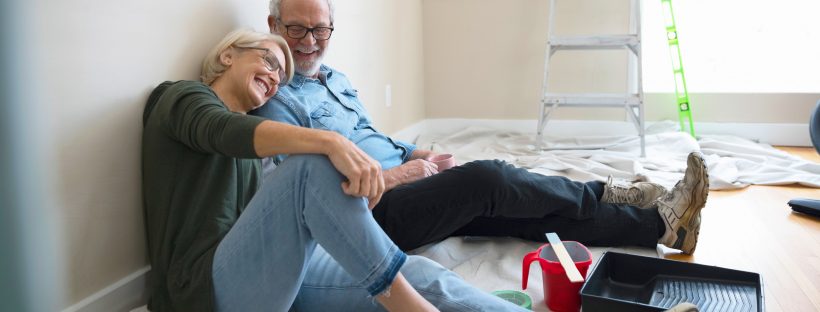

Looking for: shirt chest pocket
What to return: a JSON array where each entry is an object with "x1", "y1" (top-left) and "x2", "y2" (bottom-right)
[{"x1": 309, "y1": 101, "x2": 353, "y2": 137}]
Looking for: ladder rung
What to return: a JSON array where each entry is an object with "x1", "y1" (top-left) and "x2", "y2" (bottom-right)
[
  {"x1": 549, "y1": 35, "x2": 639, "y2": 51},
  {"x1": 541, "y1": 93, "x2": 641, "y2": 107}
]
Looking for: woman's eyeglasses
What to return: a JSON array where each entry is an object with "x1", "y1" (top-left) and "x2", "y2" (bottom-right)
[{"x1": 233, "y1": 46, "x2": 287, "y2": 85}]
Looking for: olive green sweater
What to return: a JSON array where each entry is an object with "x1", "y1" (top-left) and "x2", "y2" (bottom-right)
[{"x1": 142, "y1": 81, "x2": 265, "y2": 311}]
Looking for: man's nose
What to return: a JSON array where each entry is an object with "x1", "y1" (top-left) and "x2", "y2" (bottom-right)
[{"x1": 300, "y1": 31, "x2": 317, "y2": 46}]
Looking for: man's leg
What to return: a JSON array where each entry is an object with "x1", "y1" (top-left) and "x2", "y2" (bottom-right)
[
  {"x1": 452, "y1": 209, "x2": 661, "y2": 248},
  {"x1": 211, "y1": 155, "x2": 405, "y2": 311},
  {"x1": 372, "y1": 159, "x2": 658, "y2": 250},
  {"x1": 452, "y1": 178, "x2": 662, "y2": 247},
  {"x1": 460, "y1": 152, "x2": 710, "y2": 253},
  {"x1": 292, "y1": 247, "x2": 529, "y2": 312}
]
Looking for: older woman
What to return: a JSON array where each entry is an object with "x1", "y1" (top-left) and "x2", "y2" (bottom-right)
[{"x1": 142, "y1": 29, "x2": 526, "y2": 312}]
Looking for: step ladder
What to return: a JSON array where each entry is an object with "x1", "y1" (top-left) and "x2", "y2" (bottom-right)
[{"x1": 536, "y1": 0, "x2": 646, "y2": 157}]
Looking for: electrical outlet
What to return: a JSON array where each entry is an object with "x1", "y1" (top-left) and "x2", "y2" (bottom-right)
[{"x1": 385, "y1": 84, "x2": 392, "y2": 107}]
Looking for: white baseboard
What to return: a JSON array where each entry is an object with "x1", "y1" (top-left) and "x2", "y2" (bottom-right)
[
  {"x1": 61, "y1": 266, "x2": 150, "y2": 312},
  {"x1": 391, "y1": 118, "x2": 811, "y2": 147}
]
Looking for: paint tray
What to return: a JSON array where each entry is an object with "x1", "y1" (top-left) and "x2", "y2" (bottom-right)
[{"x1": 580, "y1": 252, "x2": 764, "y2": 312}]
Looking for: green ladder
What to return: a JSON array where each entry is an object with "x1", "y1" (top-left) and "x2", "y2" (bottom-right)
[{"x1": 661, "y1": 0, "x2": 696, "y2": 137}]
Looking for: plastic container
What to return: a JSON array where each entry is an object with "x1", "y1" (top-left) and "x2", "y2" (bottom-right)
[
  {"x1": 522, "y1": 241, "x2": 592, "y2": 312},
  {"x1": 580, "y1": 252, "x2": 764, "y2": 312}
]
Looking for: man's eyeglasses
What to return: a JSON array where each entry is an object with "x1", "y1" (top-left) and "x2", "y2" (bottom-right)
[
  {"x1": 233, "y1": 46, "x2": 287, "y2": 85},
  {"x1": 281, "y1": 24, "x2": 334, "y2": 41}
]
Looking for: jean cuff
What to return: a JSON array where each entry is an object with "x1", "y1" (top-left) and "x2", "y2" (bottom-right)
[{"x1": 365, "y1": 245, "x2": 407, "y2": 296}]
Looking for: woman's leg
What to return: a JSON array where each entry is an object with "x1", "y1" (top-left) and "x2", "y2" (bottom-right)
[
  {"x1": 211, "y1": 155, "x2": 406, "y2": 311},
  {"x1": 293, "y1": 248, "x2": 528, "y2": 312}
]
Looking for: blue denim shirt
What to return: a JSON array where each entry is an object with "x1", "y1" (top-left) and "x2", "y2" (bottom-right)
[{"x1": 252, "y1": 65, "x2": 416, "y2": 169}]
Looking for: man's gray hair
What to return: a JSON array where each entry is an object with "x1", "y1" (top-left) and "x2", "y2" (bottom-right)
[{"x1": 269, "y1": 0, "x2": 335, "y2": 24}]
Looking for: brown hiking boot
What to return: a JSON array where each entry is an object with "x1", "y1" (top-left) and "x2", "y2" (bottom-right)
[{"x1": 657, "y1": 152, "x2": 710, "y2": 254}]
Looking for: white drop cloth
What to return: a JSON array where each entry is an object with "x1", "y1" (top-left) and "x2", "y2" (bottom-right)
[
  {"x1": 414, "y1": 122, "x2": 820, "y2": 190},
  {"x1": 410, "y1": 237, "x2": 659, "y2": 312},
  {"x1": 405, "y1": 122, "x2": 818, "y2": 310}
]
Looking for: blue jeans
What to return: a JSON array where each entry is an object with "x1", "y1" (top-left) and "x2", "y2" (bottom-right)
[{"x1": 212, "y1": 155, "x2": 526, "y2": 311}]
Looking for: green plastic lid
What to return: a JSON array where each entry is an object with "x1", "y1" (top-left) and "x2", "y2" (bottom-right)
[{"x1": 492, "y1": 290, "x2": 532, "y2": 310}]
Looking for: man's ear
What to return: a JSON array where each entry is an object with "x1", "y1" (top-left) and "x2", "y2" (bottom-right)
[
  {"x1": 219, "y1": 49, "x2": 234, "y2": 67},
  {"x1": 267, "y1": 15, "x2": 278, "y2": 34}
]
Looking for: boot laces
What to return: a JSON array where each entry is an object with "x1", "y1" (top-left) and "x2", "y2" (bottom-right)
[{"x1": 609, "y1": 184, "x2": 642, "y2": 204}]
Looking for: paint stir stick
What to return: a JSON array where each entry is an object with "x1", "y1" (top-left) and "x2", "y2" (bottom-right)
[{"x1": 545, "y1": 233, "x2": 585, "y2": 283}]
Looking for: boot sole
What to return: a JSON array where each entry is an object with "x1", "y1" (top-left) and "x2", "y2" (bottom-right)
[{"x1": 676, "y1": 152, "x2": 710, "y2": 254}]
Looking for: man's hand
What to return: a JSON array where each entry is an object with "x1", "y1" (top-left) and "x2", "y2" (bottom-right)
[
  {"x1": 383, "y1": 159, "x2": 439, "y2": 191},
  {"x1": 324, "y1": 134, "x2": 385, "y2": 209}
]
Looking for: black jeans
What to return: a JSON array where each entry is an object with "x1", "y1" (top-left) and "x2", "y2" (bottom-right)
[{"x1": 372, "y1": 160, "x2": 660, "y2": 251}]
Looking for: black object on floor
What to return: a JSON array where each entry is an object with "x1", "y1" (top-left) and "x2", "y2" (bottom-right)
[
  {"x1": 789, "y1": 101, "x2": 820, "y2": 218},
  {"x1": 580, "y1": 252, "x2": 764, "y2": 312},
  {"x1": 789, "y1": 198, "x2": 820, "y2": 218}
]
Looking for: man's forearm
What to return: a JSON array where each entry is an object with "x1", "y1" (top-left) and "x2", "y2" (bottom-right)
[
  {"x1": 409, "y1": 149, "x2": 435, "y2": 160},
  {"x1": 382, "y1": 167, "x2": 403, "y2": 191}
]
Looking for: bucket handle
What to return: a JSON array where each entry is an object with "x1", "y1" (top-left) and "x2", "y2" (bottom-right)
[{"x1": 522, "y1": 249, "x2": 547, "y2": 290}]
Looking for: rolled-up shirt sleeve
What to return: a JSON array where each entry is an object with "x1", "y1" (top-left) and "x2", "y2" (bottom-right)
[{"x1": 393, "y1": 140, "x2": 416, "y2": 163}]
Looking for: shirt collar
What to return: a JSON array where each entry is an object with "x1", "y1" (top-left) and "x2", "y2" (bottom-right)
[{"x1": 288, "y1": 64, "x2": 333, "y2": 89}]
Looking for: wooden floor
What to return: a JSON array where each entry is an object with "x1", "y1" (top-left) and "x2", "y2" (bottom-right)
[{"x1": 660, "y1": 147, "x2": 820, "y2": 312}]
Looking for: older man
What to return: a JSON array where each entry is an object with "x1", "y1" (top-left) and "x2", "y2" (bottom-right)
[{"x1": 253, "y1": 0, "x2": 709, "y2": 255}]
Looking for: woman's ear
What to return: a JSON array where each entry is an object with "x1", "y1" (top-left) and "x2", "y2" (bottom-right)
[{"x1": 219, "y1": 49, "x2": 234, "y2": 67}]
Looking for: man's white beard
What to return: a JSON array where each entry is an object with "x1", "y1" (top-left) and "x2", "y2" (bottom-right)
[
  {"x1": 294, "y1": 46, "x2": 325, "y2": 77},
  {"x1": 296, "y1": 59, "x2": 322, "y2": 77}
]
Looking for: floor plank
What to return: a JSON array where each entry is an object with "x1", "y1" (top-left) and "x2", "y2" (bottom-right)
[{"x1": 660, "y1": 146, "x2": 820, "y2": 312}]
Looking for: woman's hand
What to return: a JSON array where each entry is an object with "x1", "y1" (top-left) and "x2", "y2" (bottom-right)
[{"x1": 324, "y1": 134, "x2": 385, "y2": 209}]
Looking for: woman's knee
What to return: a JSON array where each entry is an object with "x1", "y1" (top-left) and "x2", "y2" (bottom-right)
[
  {"x1": 273, "y1": 155, "x2": 343, "y2": 180},
  {"x1": 259, "y1": 155, "x2": 347, "y2": 197},
  {"x1": 278, "y1": 154, "x2": 335, "y2": 172}
]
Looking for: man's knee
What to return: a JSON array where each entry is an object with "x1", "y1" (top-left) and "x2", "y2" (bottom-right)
[{"x1": 460, "y1": 159, "x2": 512, "y2": 190}]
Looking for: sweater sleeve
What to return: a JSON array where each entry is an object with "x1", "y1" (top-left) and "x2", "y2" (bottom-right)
[{"x1": 157, "y1": 81, "x2": 265, "y2": 158}]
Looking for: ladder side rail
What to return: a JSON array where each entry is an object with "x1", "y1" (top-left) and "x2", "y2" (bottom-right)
[
  {"x1": 627, "y1": 0, "x2": 639, "y2": 126},
  {"x1": 537, "y1": 0, "x2": 558, "y2": 145},
  {"x1": 634, "y1": 0, "x2": 646, "y2": 156}
]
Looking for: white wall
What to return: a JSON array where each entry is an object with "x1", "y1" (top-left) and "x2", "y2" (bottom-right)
[
  {"x1": 325, "y1": 0, "x2": 426, "y2": 134},
  {"x1": 19, "y1": 0, "x2": 424, "y2": 310},
  {"x1": 422, "y1": 0, "x2": 819, "y2": 124},
  {"x1": 30, "y1": 0, "x2": 270, "y2": 308}
]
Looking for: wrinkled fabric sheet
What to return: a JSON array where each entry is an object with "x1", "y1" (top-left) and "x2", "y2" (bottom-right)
[{"x1": 414, "y1": 122, "x2": 820, "y2": 190}]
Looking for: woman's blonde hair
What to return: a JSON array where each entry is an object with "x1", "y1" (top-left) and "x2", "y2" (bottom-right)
[{"x1": 201, "y1": 28, "x2": 294, "y2": 86}]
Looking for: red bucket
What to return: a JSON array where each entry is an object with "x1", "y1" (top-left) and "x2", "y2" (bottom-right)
[{"x1": 522, "y1": 241, "x2": 592, "y2": 312}]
